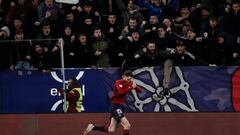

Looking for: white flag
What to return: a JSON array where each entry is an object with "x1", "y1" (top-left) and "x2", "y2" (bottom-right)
[{"x1": 55, "y1": 0, "x2": 79, "y2": 4}]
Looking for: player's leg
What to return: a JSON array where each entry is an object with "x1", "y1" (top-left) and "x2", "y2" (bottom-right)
[
  {"x1": 83, "y1": 117, "x2": 118, "y2": 134},
  {"x1": 83, "y1": 124, "x2": 94, "y2": 135},
  {"x1": 108, "y1": 117, "x2": 118, "y2": 132},
  {"x1": 120, "y1": 117, "x2": 131, "y2": 135}
]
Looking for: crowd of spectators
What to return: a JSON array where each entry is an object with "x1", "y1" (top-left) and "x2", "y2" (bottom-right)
[{"x1": 0, "y1": 0, "x2": 240, "y2": 72}]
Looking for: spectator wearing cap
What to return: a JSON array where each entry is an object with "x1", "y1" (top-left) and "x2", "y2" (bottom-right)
[
  {"x1": 169, "y1": 27, "x2": 207, "y2": 65},
  {"x1": 173, "y1": 40, "x2": 199, "y2": 66}
]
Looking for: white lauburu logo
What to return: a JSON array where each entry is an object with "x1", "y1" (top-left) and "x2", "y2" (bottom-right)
[
  {"x1": 50, "y1": 71, "x2": 85, "y2": 111},
  {"x1": 131, "y1": 67, "x2": 198, "y2": 112}
]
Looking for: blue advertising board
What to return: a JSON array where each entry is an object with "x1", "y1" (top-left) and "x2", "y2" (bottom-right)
[{"x1": 0, "y1": 66, "x2": 240, "y2": 113}]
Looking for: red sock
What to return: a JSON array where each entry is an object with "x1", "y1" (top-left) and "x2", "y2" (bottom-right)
[{"x1": 123, "y1": 129, "x2": 130, "y2": 135}]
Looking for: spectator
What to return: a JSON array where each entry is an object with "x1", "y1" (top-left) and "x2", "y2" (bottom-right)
[
  {"x1": 63, "y1": 10, "x2": 80, "y2": 35},
  {"x1": 61, "y1": 24, "x2": 75, "y2": 68},
  {"x1": 156, "y1": 26, "x2": 176, "y2": 50},
  {"x1": 31, "y1": 43, "x2": 51, "y2": 72},
  {"x1": 38, "y1": 0, "x2": 64, "y2": 37},
  {"x1": 91, "y1": 27, "x2": 111, "y2": 67},
  {"x1": 137, "y1": 0, "x2": 166, "y2": 23},
  {"x1": 173, "y1": 41, "x2": 198, "y2": 66},
  {"x1": 115, "y1": 0, "x2": 144, "y2": 27},
  {"x1": 69, "y1": 33, "x2": 94, "y2": 68},
  {"x1": 9, "y1": 16, "x2": 25, "y2": 39},
  {"x1": 142, "y1": 14, "x2": 161, "y2": 41},
  {"x1": 222, "y1": 1, "x2": 240, "y2": 44},
  {"x1": 119, "y1": 16, "x2": 143, "y2": 40},
  {"x1": 134, "y1": 41, "x2": 173, "y2": 95},
  {"x1": 79, "y1": 16, "x2": 95, "y2": 39},
  {"x1": 101, "y1": 13, "x2": 122, "y2": 67},
  {"x1": 24, "y1": 0, "x2": 40, "y2": 39},
  {"x1": 9, "y1": 31, "x2": 32, "y2": 70},
  {"x1": 200, "y1": 16, "x2": 223, "y2": 40},
  {"x1": 122, "y1": 30, "x2": 144, "y2": 70},
  {"x1": 78, "y1": 1, "x2": 100, "y2": 27}
]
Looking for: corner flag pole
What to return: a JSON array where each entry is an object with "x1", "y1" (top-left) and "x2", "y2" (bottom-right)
[{"x1": 59, "y1": 38, "x2": 67, "y2": 113}]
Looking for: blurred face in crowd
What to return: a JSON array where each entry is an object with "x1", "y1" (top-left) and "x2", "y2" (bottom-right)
[
  {"x1": 157, "y1": 27, "x2": 166, "y2": 38},
  {"x1": 163, "y1": 18, "x2": 171, "y2": 28},
  {"x1": 66, "y1": 13, "x2": 74, "y2": 22},
  {"x1": 153, "y1": 0, "x2": 161, "y2": 7},
  {"x1": 176, "y1": 44, "x2": 186, "y2": 54},
  {"x1": 18, "y1": 0, "x2": 25, "y2": 5},
  {"x1": 187, "y1": 30, "x2": 196, "y2": 40},
  {"x1": 217, "y1": 37, "x2": 224, "y2": 44},
  {"x1": 14, "y1": 19, "x2": 22, "y2": 29},
  {"x1": 232, "y1": 3, "x2": 240, "y2": 13},
  {"x1": 15, "y1": 33, "x2": 24, "y2": 40},
  {"x1": 64, "y1": 27, "x2": 71, "y2": 36},
  {"x1": 131, "y1": 31, "x2": 140, "y2": 41},
  {"x1": 127, "y1": 0, "x2": 135, "y2": 11},
  {"x1": 35, "y1": 45, "x2": 43, "y2": 54},
  {"x1": 129, "y1": 19, "x2": 138, "y2": 29},
  {"x1": 79, "y1": 35, "x2": 87, "y2": 45},
  {"x1": 83, "y1": 5, "x2": 92, "y2": 13},
  {"x1": 209, "y1": 18, "x2": 217, "y2": 28},
  {"x1": 93, "y1": 29, "x2": 102, "y2": 39},
  {"x1": 45, "y1": 0, "x2": 53, "y2": 8},
  {"x1": 147, "y1": 42, "x2": 156, "y2": 53},
  {"x1": 182, "y1": 23, "x2": 191, "y2": 35},
  {"x1": 108, "y1": 15, "x2": 116, "y2": 24},
  {"x1": 180, "y1": 7, "x2": 190, "y2": 16},
  {"x1": 149, "y1": 15, "x2": 158, "y2": 24},
  {"x1": 32, "y1": 0, "x2": 39, "y2": 7},
  {"x1": 201, "y1": 9, "x2": 209, "y2": 20},
  {"x1": 42, "y1": 25, "x2": 51, "y2": 36},
  {"x1": 84, "y1": 18, "x2": 92, "y2": 25}
]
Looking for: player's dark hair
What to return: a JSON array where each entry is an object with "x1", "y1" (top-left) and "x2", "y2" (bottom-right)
[{"x1": 123, "y1": 70, "x2": 133, "y2": 77}]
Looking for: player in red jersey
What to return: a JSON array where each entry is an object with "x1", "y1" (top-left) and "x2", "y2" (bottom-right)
[{"x1": 84, "y1": 70, "x2": 142, "y2": 135}]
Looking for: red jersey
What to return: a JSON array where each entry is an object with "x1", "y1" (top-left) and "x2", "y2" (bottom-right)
[{"x1": 111, "y1": 79, "x2": 142, "y2": 105}]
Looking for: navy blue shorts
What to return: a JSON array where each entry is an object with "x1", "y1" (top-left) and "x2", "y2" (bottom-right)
[{"x1": 111, "y1": 104, "x2": 125, "y2": 122}]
